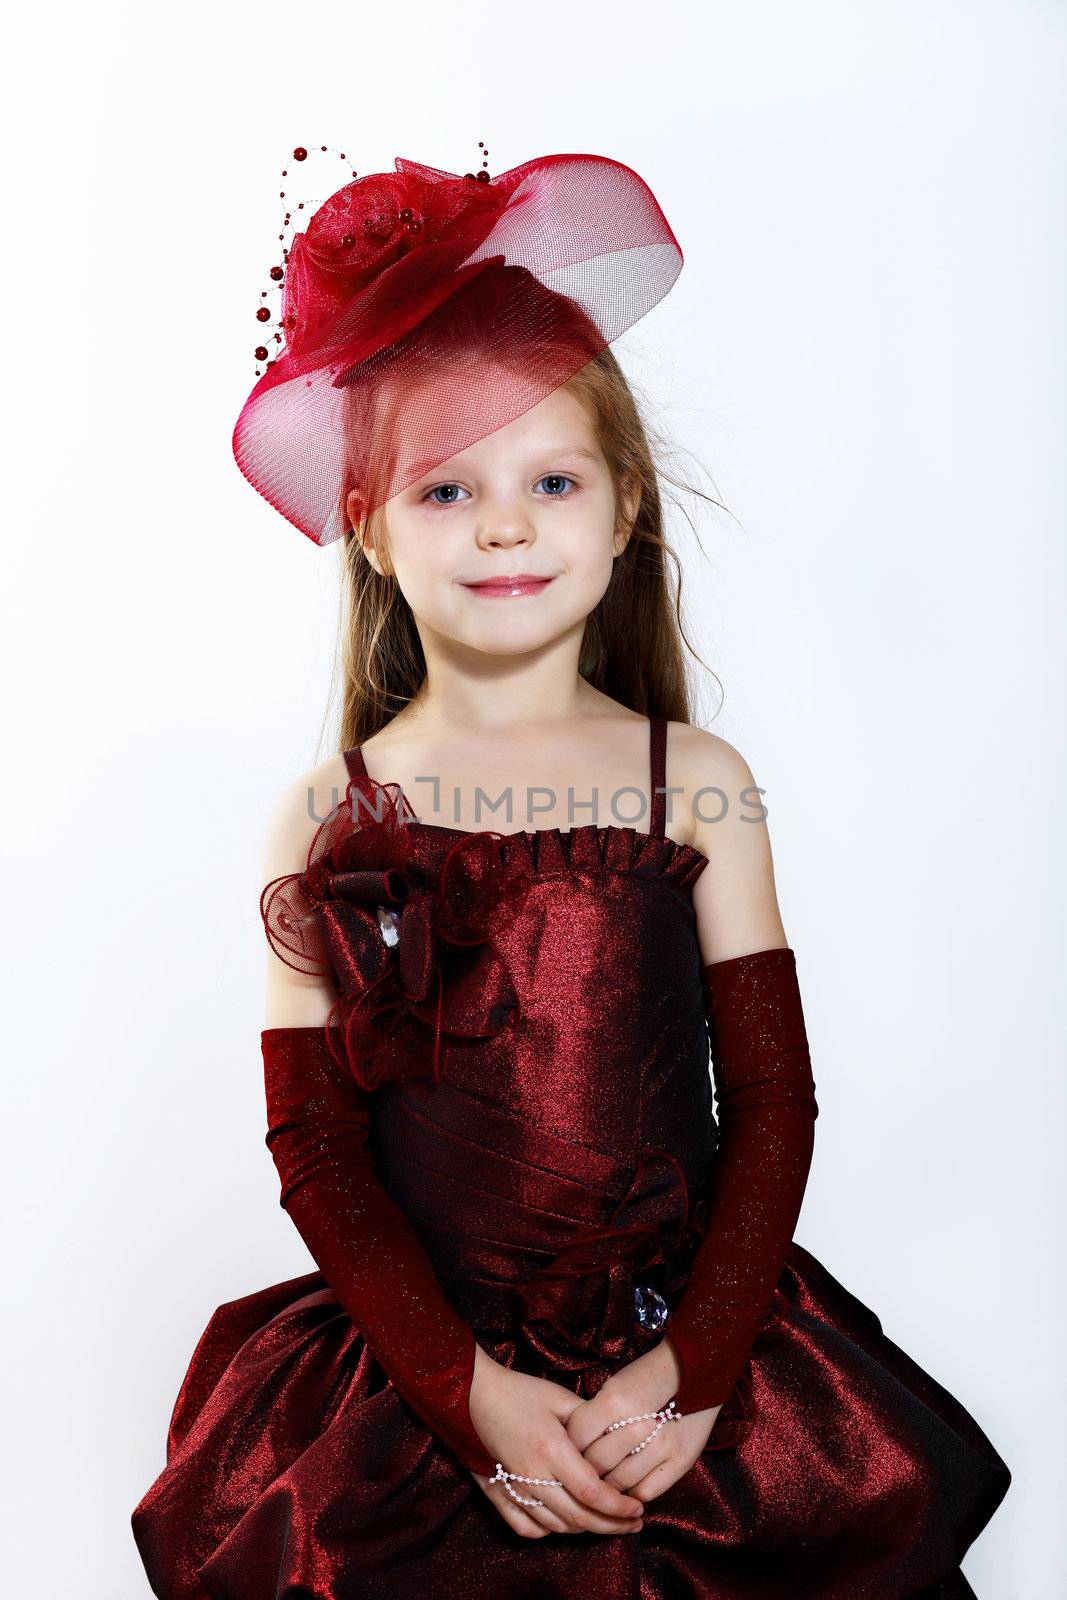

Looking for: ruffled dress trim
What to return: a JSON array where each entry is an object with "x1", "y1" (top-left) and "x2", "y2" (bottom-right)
[{"x1": 259, "y1": 773, "x2": 708, "y2": 1092}]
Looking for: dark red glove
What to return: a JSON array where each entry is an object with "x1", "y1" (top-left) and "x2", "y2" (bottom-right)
[
  {"x1": 261, "y1": 1025, "x2": 498, "y2": 1477},
  {"x1": 665, "y1": 946, "x2": 819, "y2": 1416}
]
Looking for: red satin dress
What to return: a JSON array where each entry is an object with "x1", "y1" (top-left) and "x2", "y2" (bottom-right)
[{"x1": 131, "y1": 718, "x2": 1010, "y2": 1599}]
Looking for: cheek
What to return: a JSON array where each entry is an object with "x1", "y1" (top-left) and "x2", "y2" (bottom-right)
[
  {"x1": 558, "y1": 513, "x2": 619, "y2": 585},
  {"x1": 388, "y1": 528, "x2": 464, "y2": 616}
]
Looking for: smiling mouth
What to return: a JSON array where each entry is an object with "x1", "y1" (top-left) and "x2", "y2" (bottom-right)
[{"x1": 462, "y1": 575, "x2": 557, "y2": 597}]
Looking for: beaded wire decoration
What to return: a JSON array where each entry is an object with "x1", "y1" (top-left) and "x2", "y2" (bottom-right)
[
  {"x1": 600, "y1": 1397, "x2": 682, "y2": 1455},
  {"x1": 488, "y1": 1398, "x2": 683, "y2": 1507},
  {"x1": 251, "y1": 140, "x2": 494, "y2": 377},
  {"x1": 489, "y1": 1462, "x2": 564, "y2": 1509}
]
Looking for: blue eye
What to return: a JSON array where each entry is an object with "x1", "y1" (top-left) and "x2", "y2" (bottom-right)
[
  {"x1": 535, "y1": 474, "x2": 576, "y2": 497},
  {"x1": 424, "y1": 483, "x2": 471, "y2": 507},
  {"x1": 421, "y1": 474, "x2": 578, "y2": 508}
]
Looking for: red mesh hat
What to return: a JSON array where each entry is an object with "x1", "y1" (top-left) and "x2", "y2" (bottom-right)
[{"x1": 231, "y1": 151, "x2": 683, "y2": 545}]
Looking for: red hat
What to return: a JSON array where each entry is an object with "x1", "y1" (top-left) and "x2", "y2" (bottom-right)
[{"x1": 232, "y1": 151, "x2": 683, "y2": 545}]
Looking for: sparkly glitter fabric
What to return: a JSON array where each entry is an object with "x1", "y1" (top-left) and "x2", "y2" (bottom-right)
[
  {"x1": 131, "y1": 717, "x2": 1011, "y2": 1598},
  {"x1": 667, "y1": 947, "x2": 819, "y2": 1417}
]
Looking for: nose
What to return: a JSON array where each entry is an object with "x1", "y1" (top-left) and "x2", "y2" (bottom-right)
[{"x1": 476, "y1": 493, "x2": 536, "y2": 551}]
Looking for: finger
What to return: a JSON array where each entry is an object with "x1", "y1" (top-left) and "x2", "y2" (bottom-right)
[
  {"x1": 628, "y1": 1453, "x2": 682, "y2": 1504},
  {"x1": 488, "y1": 1481, "x2": 622, "y2": 1540},
  {"x1": 526, "y1": 1503, "x2": 573, "y2": 1536},
  {"x1": 577, "y1": 1425, "x2": 643, "y2": 1479},
  {"x1": 494, "y1": 1496, "x2": 553, "y2": 1538},
  {"x1": 476, "y1": 1472, "x2": 564, "y2": 1538},
  {"x1": 553, "y1": 1447, "x2": 645, "y2": 1522},
  {"x1": 562, "y1": 1394, "x2": 604, "y2": 1455},
  {"x1": 538, "y1": 1485, "x2": 645, "y2": 1536},
  {"x1": 492, "y1": 1441, "x2": 643, "y2": 1535},
  {"x1": 576, "y1": 1407, "x2": 670, "y2": 1479},
  {"x1": 602, "y1": 1440, "x2": 670, "y2": 1493}
]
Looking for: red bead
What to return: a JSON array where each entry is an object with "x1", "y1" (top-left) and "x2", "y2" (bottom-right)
[
  {"x1": 256, "y1": 307, "x2": 270, "y2": 322},
  {"x1": 270, "y1": 266, "x2": 284, "y2": 281},
  {"x1": 341, "y1": 233, "x2": 354, "y2": 248},
  {"x1": 476, "y1": 170, "x2": 490, "y2": 183},
  {"x1": 399, "y1": 207, "x2": 412, "y2": 223},
  {"x1": 255, "y1": 346, "x2": 269, "y2": 360},
  {"x1": 293, "y1": 147, "x2": 307, "y2": 160}
]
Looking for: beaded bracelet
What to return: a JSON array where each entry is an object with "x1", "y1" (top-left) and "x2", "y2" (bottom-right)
[
  {"x1": 488, "y1": 1461, "x2": 564, "y2": 1508},
  {"x1": 598, "y1": 1397, "x2": 682, "y2": 1455},
  {"x1": 488, "y1": 1398, "x2": 683, "y2": 1506}
]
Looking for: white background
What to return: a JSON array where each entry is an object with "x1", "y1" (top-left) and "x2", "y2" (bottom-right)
[{"x1": 3, "y1": 2, "x2": 1062, "y2": 1595}]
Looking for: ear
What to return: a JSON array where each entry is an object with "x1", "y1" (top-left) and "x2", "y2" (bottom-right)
[
  {"x1": 346, "y1": 487, "x2": 387, "y2": 575},
  {"x1": 613, "y1": 469, "x2": 642, "y2": 556}
]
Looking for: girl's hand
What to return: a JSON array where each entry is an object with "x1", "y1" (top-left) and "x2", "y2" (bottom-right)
[
  {"x1": 468, "y1": 1345, "x2": 647, "y2": 1540},
  {"x1": 564, "y1": 1341, "x2": 721, "y2": 1503}
]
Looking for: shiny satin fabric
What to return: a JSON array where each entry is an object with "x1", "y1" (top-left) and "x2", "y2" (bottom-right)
[
  {"x1": 132, "y1": 780, "x2": 1009, "y2": 1596},
  {"x1": 131, "y1": 1217, "x2": 1007, "y2": 1596}
]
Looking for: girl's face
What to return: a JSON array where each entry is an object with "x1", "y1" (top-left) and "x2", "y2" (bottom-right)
[{"x1": 349, "y1": 381, "x2": 638, "y2": 659}]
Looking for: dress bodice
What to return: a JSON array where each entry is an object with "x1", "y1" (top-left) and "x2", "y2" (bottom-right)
[
  {"x1": 340, "y1": 717, "x2": 712, "y2": 1162},
  {"x1": 260, "y1": 714, "x2": 720, "y2": 1378}
]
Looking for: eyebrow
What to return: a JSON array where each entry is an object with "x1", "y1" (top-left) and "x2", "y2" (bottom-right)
[
  {"x1": 535, "y1": 445, "x2": 601, "y2": 466},
  {"x1": 407, "y1": 444, "x2": 601, "y2": 483}
]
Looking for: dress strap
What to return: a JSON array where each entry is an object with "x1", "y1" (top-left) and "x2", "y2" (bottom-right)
[
  {"x1": 648, "y1": 715, "x2": 668, "y2": 839},
  {"x1": 342, "y1": 745, "x2": 367, "y2": 782}
]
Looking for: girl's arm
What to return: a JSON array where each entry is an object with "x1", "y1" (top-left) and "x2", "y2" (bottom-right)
[
  {"x1": 663, "y1": 732, "x2": 819, "y2": 1417},
  {"x1": 259, "y1": 759, "x2": 498, "y2": 1478}
]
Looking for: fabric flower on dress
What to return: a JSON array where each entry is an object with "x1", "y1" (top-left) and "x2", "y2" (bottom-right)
[{"x1": 261, "y1": 775, "x2": 533, "y2": 1089}]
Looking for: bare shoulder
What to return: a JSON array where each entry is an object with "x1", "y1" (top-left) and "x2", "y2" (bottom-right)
[
  {"x1": 261, "y1": 750, "x2": 351, "y2": 883},
  {"x1": 665, "y1": 722, "x2": 767, "y2": 852},
  {"x1": 666, "y1": 721, "x2": 787, "y2": 963},
  {"x1": 260, "y1": 751, "x2": 350, "y2": 1028}
]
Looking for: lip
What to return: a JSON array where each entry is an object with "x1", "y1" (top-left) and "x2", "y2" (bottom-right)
[{"x1": 461, "y1": 574, "x2": 557, "y2": 597}]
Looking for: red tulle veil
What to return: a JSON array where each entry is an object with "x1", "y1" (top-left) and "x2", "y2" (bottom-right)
[{"x1": 231, "y1": 152, "x2": 683, "y2": 544}]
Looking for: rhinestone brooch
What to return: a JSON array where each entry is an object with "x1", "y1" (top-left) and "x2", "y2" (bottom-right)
[{"x1": 634, "y1": 1283, "x2": 670, "y2": 1331}]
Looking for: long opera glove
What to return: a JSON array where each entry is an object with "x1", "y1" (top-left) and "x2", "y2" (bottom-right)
[
  {"x1": 261, "y1": 1025, "x2": 498, "y2": 1478},
  {"x1": 664, "y1": 947, "x2": 819, "y2": 1416}
]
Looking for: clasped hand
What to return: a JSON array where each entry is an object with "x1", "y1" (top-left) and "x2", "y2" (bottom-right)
[{"x1": 469, "y1": 1340, "x2": 720, "y2": 1540}]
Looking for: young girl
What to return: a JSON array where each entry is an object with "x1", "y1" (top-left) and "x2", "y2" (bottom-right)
[{"x1": 131, "y1": 150, "x2": 1010, "y2": 1599}]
